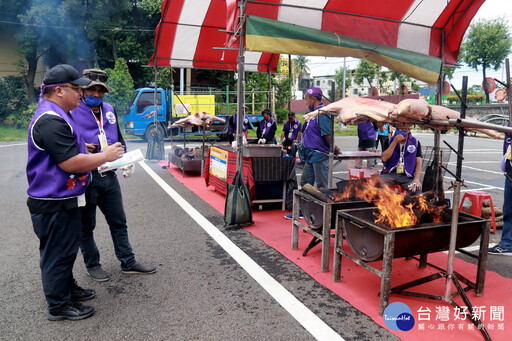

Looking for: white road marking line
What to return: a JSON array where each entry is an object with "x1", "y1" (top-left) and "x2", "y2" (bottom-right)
[
  {"x1": 139, "y1": 161, "x2": 344, "y2": 341},
  {"x1": 0, "y1": 143, "x2": 26, "y2": 148},
  {"x1": 443, "y1": 176, "x2": 504, "y2": 193},
  {"x1": 444, "y1": 243, "x2": 496, "y2": 254}
]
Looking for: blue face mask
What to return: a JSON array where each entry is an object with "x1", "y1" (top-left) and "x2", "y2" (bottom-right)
[{"x1": 84, "y1": 95, "x2": 104, "y2": 107}]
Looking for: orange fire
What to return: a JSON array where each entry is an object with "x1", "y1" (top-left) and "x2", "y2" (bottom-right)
[{"x1": 334, "y1": 178, "x2": 445, "y2": 229}]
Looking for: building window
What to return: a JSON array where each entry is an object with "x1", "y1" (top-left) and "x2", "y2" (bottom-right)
[
  {"x1": 316, "y1": 80, "x2": 320, "y2": 86},
  {"x1": 353, "y1": 89, "x2": 358, "y2": 95}
]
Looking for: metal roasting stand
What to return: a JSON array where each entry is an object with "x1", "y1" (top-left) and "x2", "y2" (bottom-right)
[
  {"x1": 230, "y1": 2, "x2": 511, "y2": 338},
  {"x1": 330, "y1": 62, "x2": 511, "y2": 341},
  {"x1": 375, "y1": 66, "x2": 511, "y2": 341}
]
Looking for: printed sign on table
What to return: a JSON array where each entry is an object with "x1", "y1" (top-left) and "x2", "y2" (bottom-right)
[{"x1": 209, "y1": 147, "x2": 228, "y2": 181}]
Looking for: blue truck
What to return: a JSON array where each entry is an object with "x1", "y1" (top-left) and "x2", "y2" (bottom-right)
[{"x1": 123, "y1": 88, "x2": 262, "y2": 141}]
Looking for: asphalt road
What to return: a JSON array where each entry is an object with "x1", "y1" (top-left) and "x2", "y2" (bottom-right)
[{"x1": 0, "y1": 132, "x2": 510, "y2": 341}]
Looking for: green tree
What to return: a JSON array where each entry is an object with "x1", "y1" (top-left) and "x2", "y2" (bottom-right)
[
  {"x1": 104, "y1": 58, "x2": 134, "y2": 113},
  {"x1": 377, "y1": 70, "x2": 389, "y2": 94},
  {"x1": 245, "y1": 72, "x2": 269, "y2": 112},
  {"x1": 293, "y1": 55, "x2": 310, "y2": 89},
  {"x1": 354, "y1": 59, "x2": 380, "y2": 88},
  {"x1": 334, "y1": 66, "x2": 352, "y2": 97},
  {"x1": 460, "y1": 18, "x2": 512, "y2": 103},
  {"x1": 389, "y1": 71, "x2": 411, "y2": 94},
  {"x1": 0, "y1": 76, "x2": 28, "y2": 125},
  {"x1": 274, "y1": 76, "x2": 291, "y2": 119},
  {"x1": 15, "y1": 0, "x2": 90, "y2": 103}
]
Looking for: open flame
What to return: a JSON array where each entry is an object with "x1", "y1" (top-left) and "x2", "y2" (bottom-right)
[{"x1": 334, "y1": 177, "x2": 445, "y2": 229}]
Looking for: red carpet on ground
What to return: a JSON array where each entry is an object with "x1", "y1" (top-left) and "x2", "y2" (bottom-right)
[{"x1": 162, "y1": 161, "x2": 509, "y2": 340}]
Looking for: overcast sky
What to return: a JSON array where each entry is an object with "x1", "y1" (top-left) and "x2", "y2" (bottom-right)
[{"x1": 305, "y1": 0, "x2": 512, "y2": 87}]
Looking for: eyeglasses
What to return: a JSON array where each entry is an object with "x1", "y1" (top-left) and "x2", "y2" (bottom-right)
[
  {"x1": 85, "y1": 73, "x2": 108, "y2": 82},
  {"x1": 60, "y1": 85, "x2": 82, "y2": 93}
]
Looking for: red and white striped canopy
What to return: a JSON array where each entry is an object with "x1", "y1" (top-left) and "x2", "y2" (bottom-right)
[{"x1": 150, "y1": 0, "x2": 485, "y2": 79}]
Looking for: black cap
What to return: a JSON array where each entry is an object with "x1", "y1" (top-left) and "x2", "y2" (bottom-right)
[
  {"x1": 288, "y1": 112, "x2": 296, "y2": 117},
  {"x1": 43, "y1": 64, "x2": 91, "y2": 86},
  {"x1": 262, "y1": 109, "x2": 271, "y2": 115}
]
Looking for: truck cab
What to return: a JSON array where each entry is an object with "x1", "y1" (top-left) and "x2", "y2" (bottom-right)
[{"x1": 124, "y1": 88, "x2": 169, "y2": 141}]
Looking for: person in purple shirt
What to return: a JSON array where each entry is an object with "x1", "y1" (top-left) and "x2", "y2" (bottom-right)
[
  {"x1": 380, "y1": 128, "x2": 423, "y2": 195},
  {"x1": 73, "y1": 69, "x2": 156, "y2": 281},
  {"x1": 281, "y1": 112, "x2": 302, "y2": 157},
  {"x1": 227, "y1": 106, "x2": 249, "y2": 144},
  {"x1": 27, "y1": 64, "x2": 124, "y2": 321},
  {"x1": 256, "y1": 109, "x2": 277, "y2": 144},
  {"x1": 285, "y1": 87, "x2": 340, "y2": 219}
]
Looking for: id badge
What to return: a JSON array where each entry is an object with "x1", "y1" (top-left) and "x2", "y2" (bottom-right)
[
  {"x1": 507, "y1": 145, "x2": 511, "y2": 160},
  {"x1": 288, "y1": 132, "x2": 292, "y2": 139},
  {"x1": 98, "y1": 132, "x2": 108, "y2": 151},
  {"x1": 396, "y1": 163, "x2": 404, "y2": 174}
]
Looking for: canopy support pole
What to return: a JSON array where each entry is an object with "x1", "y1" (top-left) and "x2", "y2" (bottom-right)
[{"x1": 236, "y1": 0, "x2": 247, "y2": 173}]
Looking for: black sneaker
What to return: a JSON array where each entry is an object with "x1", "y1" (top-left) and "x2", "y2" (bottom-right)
[
  {"x1": 87, "y1": 265, "x2": 110, "y2": 282},
  {"x1": 48, "y1": 302, "x2": 94, "y2": 321},
  {"x1": 122, "y1": 262, "x2": 156, "y2": 275},
  {"x1": 488, "y1": 245, "x2": 512, "y2": 256},
  {"x1": 70, "y1": 281, "x2": 96, "y2": 302}
]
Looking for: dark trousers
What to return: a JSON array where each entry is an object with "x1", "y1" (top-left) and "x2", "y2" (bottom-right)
[
  {"x1": 80, "y1": 171, "x2": 135, "y2": 270},
  {"x1": 31, "y1": 208, "x2": 81, "y2": 313},
  {"x1": 282, "y1": 139, "x2": 297, "y2": 157},
  {"x1": 376, "y1": 135, "x2": 389, "y2": 151}
]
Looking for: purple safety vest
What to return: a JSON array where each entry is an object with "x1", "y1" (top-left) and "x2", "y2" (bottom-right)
[
  {"x1": 228, "y1": 113, "x2": 248, "y2": 134},
  {"x1": 358, "y1": 121, "x2": 377, "y2": 139},
  {"x1": 27, "y1": 100, "x2": 90, "y2": 199},
  {"x1": 258, "y1": 117, "x2": 275, "y2": 140},
  {"x1": 382, "y1": 134, "x2": 418, "y2": 177},
  {"x1": 72, "y1": 100, "x2": 119, "y2": 148},
  {"x1": 303, "y1": 103, "x2": 329, "y2": 154},
  {"x1": 283, "y1": 120, "x2": 301, "y2": 141}
]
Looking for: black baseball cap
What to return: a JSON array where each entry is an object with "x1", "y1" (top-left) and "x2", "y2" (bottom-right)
[{"x1": 43, "y1": 64, "x2": 91, "y2": 86}]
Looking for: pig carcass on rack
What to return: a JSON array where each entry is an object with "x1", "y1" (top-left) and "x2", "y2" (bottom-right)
[
  {"x1": 303, "y1": 97, "x2": 395, "y2": 124},
  {"x1": 170, "y1": 112, "x2": 226, "y2": 128},
  {"x1": 302, "y1": 97, "x2": 501, "y2": 139}
]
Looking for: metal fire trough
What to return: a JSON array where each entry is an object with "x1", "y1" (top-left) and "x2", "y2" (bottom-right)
[
  {"x1": 292, "y1": 187, "x2": 373, "y2": 272},
  {"x1": 333, "y1": 207, "x2": 490, "y2": 315}
]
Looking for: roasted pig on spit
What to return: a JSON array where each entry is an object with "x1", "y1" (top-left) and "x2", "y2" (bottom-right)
[
  {"x1": 302, "y1": 97, "x2": 501, "y2": 139},
  {"x1": 170, "y1": 112, "x2": 226, "y2": 128}
]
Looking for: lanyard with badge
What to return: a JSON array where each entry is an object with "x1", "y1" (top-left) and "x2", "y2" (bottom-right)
[
  {"x1": 288, "y1": 122, "x2": 295, "y2": 140},
  {"x1": 93, "y1": 107, "x2": 108, "y2": 151},
  {"x1": 396, "y1": 144, "x2": 405, "y2": 173}
]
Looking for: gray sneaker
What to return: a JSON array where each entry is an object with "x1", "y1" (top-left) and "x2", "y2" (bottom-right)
[
  {"x1": 488, "y1": 245, "x2": 512, "y2": 256},
  {"x1": 122, "y1": 262, "x2": 157, "y2": 274},
  {"x1": 87, "y1": 265, "x2": 110, "y2": 282}
]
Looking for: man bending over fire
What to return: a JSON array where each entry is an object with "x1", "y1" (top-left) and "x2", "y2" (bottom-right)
[{"x1": 380, "y1": 128, "x2": 423, "y2": 195}]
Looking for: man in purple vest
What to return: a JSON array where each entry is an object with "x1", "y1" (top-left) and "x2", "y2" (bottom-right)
[
  {"x1": 380, "y1": 128, "x2": 423, "y2": 195},
  {"x1": 285, "y1": 87, "x2": 340, "y2": 219},
  {"x1": 281, "y1": 112, "x2": 302, "y2": 157},
  {"x1": 27, "y1": 64, "x2": 125, "y2": 320},
  {"x1": 256, "y1": 109, "x2": 277, "y2": 144},
  {"x1": 73, "y1": 69, "x2": 156, "y2": 282},
  {"x1": 227, "y1": 105, "x2": 249, "y2": 144}
]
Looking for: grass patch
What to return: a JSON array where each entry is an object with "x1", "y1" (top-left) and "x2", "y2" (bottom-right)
[{"x1": 0, "y1": 125, "x2": 28, "y2": 141}]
